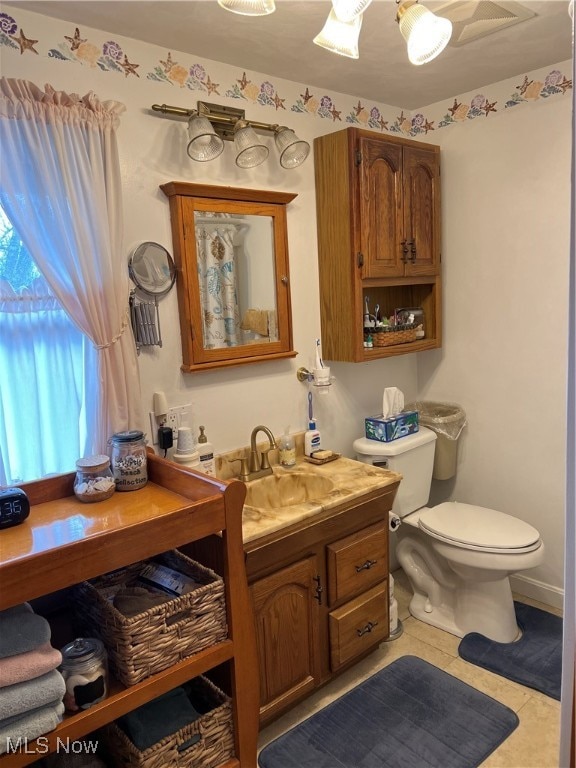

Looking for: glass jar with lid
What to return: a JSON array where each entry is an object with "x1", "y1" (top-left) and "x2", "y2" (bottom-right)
[
  {"x1": 60, "y1": 637, "x2": 108, "y2": 712},
  {"x1": 74, "y1": 455, "x2": 115, "y2": 503},
  {"x1": 108, "y1": 430, "x2": 148, "y2": 491}
]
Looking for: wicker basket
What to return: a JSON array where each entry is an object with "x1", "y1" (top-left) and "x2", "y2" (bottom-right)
[
  {"x1": 373, "y1": 326, "x2": 417, "y2": 347},
  {"x1": 105, "y1": 676, "x2": 234, "y2": 768},
  {"x1": 72, "y1": 550, "x2": 227, "y2": 686}
]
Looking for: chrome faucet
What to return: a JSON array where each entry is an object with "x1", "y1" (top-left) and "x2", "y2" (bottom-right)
[{"x1": 228, "y1": 425, "x2": 278, "y2": 482}]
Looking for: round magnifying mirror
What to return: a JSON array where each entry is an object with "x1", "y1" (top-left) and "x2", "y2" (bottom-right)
[{"x1": 129, "y1": 242, "x2": 176, "y2": 297}]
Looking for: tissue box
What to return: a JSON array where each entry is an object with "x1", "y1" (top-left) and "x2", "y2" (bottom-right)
[{"x1": 365, "y1": 411, "x2": 419, "y2": 443}]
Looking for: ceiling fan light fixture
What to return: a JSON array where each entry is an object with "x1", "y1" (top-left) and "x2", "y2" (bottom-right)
[
  {"x1": 274, "y1": 127, "x2": 311, "y2": 169},
  {"x1": 313, "y1": 8, "x2": 363, "y2": 59},
  {"x1": 186, "y1": 113, "x2": 225, "y2": 161},
  {"x1": 217, "y1": 0, "x2": 275, "y2": 16},
  {"x1": 331, "y1": 0, "x2": 374, "y2": 23},
  {"x1": 397, "y1": 0, "x2": 452, "y2": 65}
]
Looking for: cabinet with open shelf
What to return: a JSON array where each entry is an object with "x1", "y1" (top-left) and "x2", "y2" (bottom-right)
[
  {"x1": 0, "y1": 453, "x2": 259, "y2": 768},
  {"x1": 314, "y1": 127, "x2": 442, "y2": 362}
]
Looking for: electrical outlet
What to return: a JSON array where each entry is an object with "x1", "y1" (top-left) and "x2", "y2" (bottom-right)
[{"x1": 148, "y1": 405, "x2": 191, "y2": 444}]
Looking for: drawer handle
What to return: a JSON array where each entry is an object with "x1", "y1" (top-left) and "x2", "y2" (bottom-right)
[
  {"x1": 356, "y1": 620, "x2": 378, "y2": 637},
  {"x1": 355, "y1": 559, "x2": 377, "y2": 572}
]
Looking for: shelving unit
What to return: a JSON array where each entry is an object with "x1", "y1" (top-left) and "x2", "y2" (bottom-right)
[{"x1": 0, "y1": 453, "x2": 259, "y2": 768}]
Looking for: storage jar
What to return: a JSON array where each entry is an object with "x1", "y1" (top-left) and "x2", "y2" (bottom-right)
[
  {"x1": 108, "y1": 430, "x2": 148, "y2": 491},
  {"x1": 74, "y1": 455, "x2": 115, "y2": 503},
  {"x1": 60, "y1": 637, "x2": 108, "y2": 712}
]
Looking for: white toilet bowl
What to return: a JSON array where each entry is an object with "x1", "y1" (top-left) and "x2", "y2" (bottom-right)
[
  {"x1": 396, "y1": 502, "x2": 544, "y2": 642},
  {"x1": 353, "y1": 428, "x2": 545, "y2": 642}
]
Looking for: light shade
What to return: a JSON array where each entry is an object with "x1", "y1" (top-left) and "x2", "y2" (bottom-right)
[
  {"x1": 313, "y1": 8, "x2": 362, "y2": 59},
  {"x1": 234, "y1": 121, "x2": 269, "y2": 168},
  {"x1": 217, "y1": 0, "x2": 275, "y2": 15},
  {"x1": 331, "y1": 0, "x2": 373, "y2": 23},
  {"x1": 274, "y1": 127, "x2": 310, "y2": 169},
  {"x1": 397, "y1": 1, "x2": 452, "y2": 66},
  {"x1": 187, "y1": 113, "x2": 224, "y2": 161}
]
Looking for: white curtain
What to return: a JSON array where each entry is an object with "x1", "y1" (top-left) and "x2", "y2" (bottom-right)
[
  {"x1": 195, "y1": 222, "x2": 241, "y2": 349},
  {"x1": 0, "y1": 276, "x2": 92, "y2": 485},
  {"x1": 0, "y1": 78, "x2": 143, "y2": 455}
]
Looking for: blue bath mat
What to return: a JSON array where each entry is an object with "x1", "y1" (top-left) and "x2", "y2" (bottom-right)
[
  {"x1": 458, "y1": 602, "x2": 562, "y2": 700},
  {"x1": 258, "y1": 655, "x2": 518, "y2": 768}
]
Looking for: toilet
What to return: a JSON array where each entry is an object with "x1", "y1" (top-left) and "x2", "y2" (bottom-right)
[{"x1": 353, "y1": 427, "x2": 544, "y2": 643}]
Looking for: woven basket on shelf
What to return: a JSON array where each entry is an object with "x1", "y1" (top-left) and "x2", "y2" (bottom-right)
[
  {"x1": 72, "y1": 550, "x2": 227, "y2": 686},
  {"x1": 373, "y1": 326, "x2": 417, "y2": 347},
  {"x1": 105, "y1": 676, "x2": 234, "y2": 768}
]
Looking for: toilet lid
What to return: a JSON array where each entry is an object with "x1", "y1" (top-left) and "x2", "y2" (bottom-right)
[{"x1": 418, "y1": 502, "x2": 541, "y2": 552}]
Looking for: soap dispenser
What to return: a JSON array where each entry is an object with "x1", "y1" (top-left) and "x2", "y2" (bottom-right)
[
  {"x1": 279, "y1": 427, "x2": 296, "y2": 467},
  {"x1": 197, "y1": 426, "x2": 215, "y2": 476}
]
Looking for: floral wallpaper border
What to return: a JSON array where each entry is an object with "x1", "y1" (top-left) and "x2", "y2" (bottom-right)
[{"x1": 0, "y1": 7, "x2": 572, "y2": 140}]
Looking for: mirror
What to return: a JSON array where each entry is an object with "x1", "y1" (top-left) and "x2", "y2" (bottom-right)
[
  {"x1": 129, "y1": 242, "x2": 176, "y2": 297},
  {"x1": 161, "y1": 182, "x2": 297, "y2": 372}
]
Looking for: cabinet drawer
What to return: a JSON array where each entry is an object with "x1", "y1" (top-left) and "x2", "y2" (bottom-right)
[
  {"x1": 329, "y1": 583, "x2": 388, "y2": 670},
  {"x1": 326, "y1": 521, "x2": 388, "y2": 606}
]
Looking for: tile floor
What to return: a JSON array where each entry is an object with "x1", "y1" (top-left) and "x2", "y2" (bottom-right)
[{"x1": 258, "y1": 568, "x2": 563, "y2": 768}]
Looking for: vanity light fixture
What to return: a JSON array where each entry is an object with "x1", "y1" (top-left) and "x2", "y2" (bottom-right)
[
  {"x1": 152, "y1": 101, "x2": 310, "y2": 169},
  {"x1": 396, "y1": 0, "x2": 453, "y2": 66}
]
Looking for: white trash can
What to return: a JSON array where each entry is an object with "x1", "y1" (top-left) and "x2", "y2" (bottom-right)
[{"x1": 405, "y1": 401, "x2": 466, "y2": 480}]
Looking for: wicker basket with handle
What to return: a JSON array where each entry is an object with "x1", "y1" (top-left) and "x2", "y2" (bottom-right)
[
  {"x1": 73, "y1": 549, "x2": 227, "y2": 686},
  {"x1": 373, "y1": 326, "x2": 417, "y2": 347},
  {"x1": 105, "y1": 676, "x2": 234, "y2": 768}
]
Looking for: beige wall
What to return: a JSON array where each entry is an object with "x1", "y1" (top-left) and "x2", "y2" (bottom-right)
[{"x1": 1, "y1": 6, "x2": 571, "y2": 606}]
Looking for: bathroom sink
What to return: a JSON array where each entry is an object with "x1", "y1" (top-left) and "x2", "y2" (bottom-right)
[{"x1": 245, "y1": 472, "x2": 335, "y2": 510}]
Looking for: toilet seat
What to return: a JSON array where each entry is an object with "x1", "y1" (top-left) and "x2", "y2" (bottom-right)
[{"x1": 418, "y1": 502, "x2": 542, "y2": 554}]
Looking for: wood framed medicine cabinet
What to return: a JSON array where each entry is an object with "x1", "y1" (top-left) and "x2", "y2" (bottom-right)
[{"x1": 161, "y1": 182, "x2": 297, "y2": 372}]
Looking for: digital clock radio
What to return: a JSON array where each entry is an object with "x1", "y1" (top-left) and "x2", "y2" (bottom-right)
[{"x1": 0, "y1": 487, "x2": 30, "y2": 529}]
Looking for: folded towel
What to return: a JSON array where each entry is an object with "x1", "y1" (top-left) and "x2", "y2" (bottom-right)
[
  {"x1": 0, "y1": 669, "x2": 66, "y2": 721},
  {"x1": 116, "y1": 686, "x2": 200, "y2": 751},
  {"x1": 0, "y1": 697, "x2": 64, "y2": 730},
  {"x1": 0, "y1": 604, "x2": 51, "y2": 659},
  {"x1": 0, "y1": 701, "x2": 64, "y2": 755},
  {"x1": 0, "y1": 643, "x2": 62, "y2": 688},
  {"x1": 113, "y1": 586, "x2": 171, "y2": 618}
]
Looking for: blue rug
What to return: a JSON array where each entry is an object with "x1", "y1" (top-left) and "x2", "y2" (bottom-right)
[
  {"x1": 458, "y1": 601, "x2": 562, "y2": 700},
  {"x1": 258, "y1": 656, "x2": 518, "y2": 768}
]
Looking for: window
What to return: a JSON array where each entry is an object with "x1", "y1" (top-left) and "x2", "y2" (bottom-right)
[{"x1": 0, "y1": 206, "x2": 94, "y2": 485}]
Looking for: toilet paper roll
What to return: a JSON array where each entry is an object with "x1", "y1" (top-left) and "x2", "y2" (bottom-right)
[{"x1": 388, "y1": 511, "x2": 402, "y2": 532}]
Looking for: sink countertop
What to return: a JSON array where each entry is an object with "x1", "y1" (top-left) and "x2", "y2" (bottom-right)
[{"x1": 242, "y1": 456, "x2": 401, "y2": 544}]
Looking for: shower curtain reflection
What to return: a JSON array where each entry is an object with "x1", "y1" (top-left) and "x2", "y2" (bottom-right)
[{"x1": 195, "y1": 220, "x2": 242, "y2": 349}]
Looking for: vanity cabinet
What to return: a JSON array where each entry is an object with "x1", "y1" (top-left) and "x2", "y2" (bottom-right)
[
  {"x1": 314, "y1": 127, "x2": 442, "y2": 362},
  {"x1": 244, "y1": 489, "x2": 397, "y2": 726},
  {"x1": 0, "y1": 454, "x2": 259, "y2": 768}
]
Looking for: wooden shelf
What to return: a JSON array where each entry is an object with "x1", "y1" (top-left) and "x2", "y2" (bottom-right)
[{"x1": 0, "y1": 453, "x2": 259, "y2": 767}]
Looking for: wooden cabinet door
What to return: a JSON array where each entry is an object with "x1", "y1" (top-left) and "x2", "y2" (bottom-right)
[
  {"x1": 250, "y1": 555, "x2": 322, "y2": 723},
  {"x1": 358, "y1": 136, "x2": 404, "y2": 279},
  {"x1": 403, "y1": 146, "x2": 441, "y2": 276}
]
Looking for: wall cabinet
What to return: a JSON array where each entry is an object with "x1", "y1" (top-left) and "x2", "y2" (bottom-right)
[
  {"x1": 314, "y1": 127, "x2": 442, "y2": 362},
  {"x1": 0, "y1": 454, "x2": 259, "y2": 768},
  {"x1": 244, "y1": 484, "x2": 398, "y2": 726}
]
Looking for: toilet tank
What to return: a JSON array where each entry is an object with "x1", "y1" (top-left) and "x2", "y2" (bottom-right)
[{"x1": 353, "y1": 427, "x2": 437, "y2": 518}]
